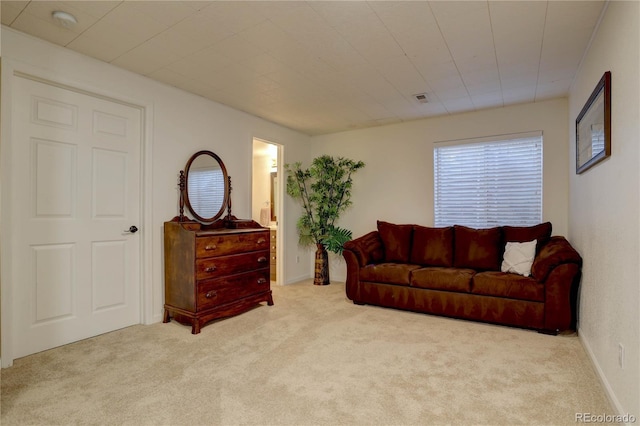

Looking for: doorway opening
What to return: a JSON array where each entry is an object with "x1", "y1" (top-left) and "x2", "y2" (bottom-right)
[{"x1": 252, "y1": 138, "x2": 283, "y2": 285}]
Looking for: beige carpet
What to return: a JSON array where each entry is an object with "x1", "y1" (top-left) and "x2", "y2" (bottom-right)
[{"x1": 1, "y1": 280, "x2": 615, "y2": 425}]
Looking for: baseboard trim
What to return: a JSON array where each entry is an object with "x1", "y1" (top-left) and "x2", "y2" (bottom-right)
[
  {"x1": 331, "y1": 274, "x2": 346, "y2": 283},
  {"x1": 285, "y1": 274, "x2": 312, "y2": 285},
  {"x1": 578, "y1": 329, "x2": 628, "y2": 421}
]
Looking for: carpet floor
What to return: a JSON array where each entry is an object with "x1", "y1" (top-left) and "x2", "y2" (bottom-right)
[{"x1": 1, "y1": 280, "x2": 615, "y2": 425}]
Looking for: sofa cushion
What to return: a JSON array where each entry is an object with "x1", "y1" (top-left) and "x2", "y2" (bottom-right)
[
  {"x1": 409, "y1": 226, "x2": 454, "y2": 267},
  {"x1": 472, "y1": 271, "x2": 544, "y2": 302},
  {"x1": 501, "y1": 240, "x2": 537, "y2": 277},
  {"x1": 503, "y1": 222, "x2": 552, "y2": 248},
  {"x1": 410, "y1": 267, "x2": 474, "y2": 293},
  {"x1": 377, "y1": 221, "x2": 413, "y2": 263},
  {"x1": 360, "y1": 263, "x2": 421, "y2": 285},
  {"x1": 453, "y1": 225, "x2": 502, "y2": 271}
]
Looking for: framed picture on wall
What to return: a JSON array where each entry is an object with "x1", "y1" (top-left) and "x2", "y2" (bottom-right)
[{"x1": 576, "y1": 71, "x2": 611, "y2": 174}]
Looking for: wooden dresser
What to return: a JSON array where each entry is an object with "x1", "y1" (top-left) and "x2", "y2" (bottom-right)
[{"x1": 163, "y1": 220, "x2": 273, "y2": 334}]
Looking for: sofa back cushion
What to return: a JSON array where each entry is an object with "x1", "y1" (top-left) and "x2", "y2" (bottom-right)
[
  {"x1": 377, "y1": 220, "x2": 413, "y2": 263},
  {"x1": 410, "y1": 226, "x2": 454, "y2": 266},
  {"x1": 502, "y1": 222, "x2": 552, "y2": 250},
  {"x1": 453, "y1": 225, "x2": 502, "y2": 271}
]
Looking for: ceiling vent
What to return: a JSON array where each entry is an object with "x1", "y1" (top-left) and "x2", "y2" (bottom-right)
[{"x1": 413, "y1": 93, "x2": 429, "y2": 104}]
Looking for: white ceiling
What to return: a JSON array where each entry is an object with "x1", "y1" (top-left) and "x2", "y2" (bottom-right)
[{"x1": 2, "y1": 1, "x2": 605, "y2": 136}]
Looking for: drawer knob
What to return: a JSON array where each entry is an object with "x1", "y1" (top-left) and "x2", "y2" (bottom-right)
[
  {"x1": 205, "y1": 291, "x2": 217, "y2": 299},
  {"x1": 257, "y1": 256, "x2": 267, "y2": 263},
  {"x1": 257, "y1": 238, "x2": 266, "y2": 245},
  {"x1": 257, "y1": 278, "x2": 267, "y2": 284},
  {"x1": 205, "y1": 266, "x2": 217, "y2": 272},
  {"x1": 205, "y1": 245, "x2": 217, "y2": 251}
]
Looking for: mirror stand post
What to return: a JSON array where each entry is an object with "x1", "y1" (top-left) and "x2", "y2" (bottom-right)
[
  {"x1": 178, "y1": 170, "x2": 186, "y2": 222},
  {"x1": 223, "y1": 175, "x2": 245, "y2": 225},
  {"x1": 224, "y1": 175, "x2": 234, "y2": 223}
]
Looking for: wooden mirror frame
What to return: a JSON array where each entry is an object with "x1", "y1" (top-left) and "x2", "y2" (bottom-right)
[
  {"x1": 576, "y1": 71, "x2": 611, "y2": 174},
  {"x1": 181, "y1": 150, "x2": 229, "y2": 223}
]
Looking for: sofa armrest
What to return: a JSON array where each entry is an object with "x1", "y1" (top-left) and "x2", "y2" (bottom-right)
[
  {"x1": 343, "y1": 231, "x2": 384, "y2": 303},
  {"x1": 343, "y1": 231, "x2": 384, "y2": 267},
  {"x1": 531, "y1": 236, "x2": 582, "y2": 332},
  {"x1": 342, "y1": 249, "x2": 361, "y2": 302},
  {"x1": 531, "y1": 236, "x2": 582, "y2": 282},
  {"x1": 543, "y1": 263, "x2": 581, "y2": 332}
]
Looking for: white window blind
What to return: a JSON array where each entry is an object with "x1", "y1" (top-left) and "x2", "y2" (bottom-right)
[{"x1": 434, "y1": 133, "x2": 543, "y2": 228}]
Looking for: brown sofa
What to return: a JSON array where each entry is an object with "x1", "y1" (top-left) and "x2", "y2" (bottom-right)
[{"x1": 342, "y1": 221, "x2": 582, "y2": 334}]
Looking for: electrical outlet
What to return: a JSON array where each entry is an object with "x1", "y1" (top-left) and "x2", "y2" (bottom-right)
[{"x1": 618, "y1": 343, "x2": 625, "y2": 369}]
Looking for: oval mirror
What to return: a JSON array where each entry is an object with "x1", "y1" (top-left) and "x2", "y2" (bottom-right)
[{"x1": 183, "y1": 150, "x2": 228, "y2": 223}]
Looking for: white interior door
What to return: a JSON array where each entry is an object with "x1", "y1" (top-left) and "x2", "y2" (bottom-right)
[{"x1": 11, "y1": 75, "x2": 142, "y2": 359}]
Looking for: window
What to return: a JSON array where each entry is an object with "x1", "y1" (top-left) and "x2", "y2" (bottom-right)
[{"x1": 434, "y1": 132, "x2": 542, "y2": 228}]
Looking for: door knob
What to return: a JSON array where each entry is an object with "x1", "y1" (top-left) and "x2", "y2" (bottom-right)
[{"x1": 124, "y1": 225, "x2": 138, "y2": 234}]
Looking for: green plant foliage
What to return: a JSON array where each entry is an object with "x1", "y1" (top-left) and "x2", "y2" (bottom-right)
[
  {"x1": 286, "y1": 155, "x2": 365, "y2": 254},
  {"x1": 323, "y1": 226, "x2": 353, "y2": 254}
]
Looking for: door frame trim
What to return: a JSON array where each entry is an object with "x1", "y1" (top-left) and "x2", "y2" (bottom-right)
[
  {"x1": 0, "y1": 60, "x2": 154, "y2": 367},
  {"x1": 251, "y1": 137, "x2": 284, "y2": 286}
]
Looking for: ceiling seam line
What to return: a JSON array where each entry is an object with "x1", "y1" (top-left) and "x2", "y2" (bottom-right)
[
  {"x1": 426, "y1": 1, "x2": 472, "y2": 114},
  {"x1": 367, "y1": 2, "x2": 436, "y2": 109},
  {"x1": 487, "y1": 1, "x2": 505, "y2": 108},
  {"x1": 62, "y1": 1, "x2": 125, "y2": 48},
  {"x1": 534, "y1": 1, "x2": 549, "y2": 102},
  {"x1": 307, "y1": 2, "x2": 402, "y2": 125}
]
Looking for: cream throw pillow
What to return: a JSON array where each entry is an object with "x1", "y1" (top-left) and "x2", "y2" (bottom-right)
[{"x1": 501, "y1": 240, "x2": 537, "y2": 277}]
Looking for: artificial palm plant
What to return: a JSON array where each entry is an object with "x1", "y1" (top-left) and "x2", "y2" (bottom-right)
[{"x1": 286, "y1": 155, "x2": 365, "y2": 285}]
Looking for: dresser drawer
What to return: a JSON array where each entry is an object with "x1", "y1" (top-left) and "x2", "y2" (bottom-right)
[
  {"x1": 196, "y1": 251, "x2": 269, "y2": 280},
  {"x1": 197, "y1": 269, "x2": 270, "y2": 309},
  {"x1": 196, "y1": 231, "x2": 269, "y2": 258}
]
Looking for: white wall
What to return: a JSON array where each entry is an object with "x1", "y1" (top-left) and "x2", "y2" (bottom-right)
[
  {"x1": 568, "y1": 1, "x2": 639, "y2": 418},
  {"x1": 311, "y1": 98, "x2": 570, "y2": 281},
  {"x1": 0, "y1": 27, "x2": 313, "y2": 357}
]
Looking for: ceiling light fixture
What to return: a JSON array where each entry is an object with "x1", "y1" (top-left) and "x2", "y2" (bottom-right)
[{"x1": 52, "y1": 11, "x2": 77, "y2": 29}]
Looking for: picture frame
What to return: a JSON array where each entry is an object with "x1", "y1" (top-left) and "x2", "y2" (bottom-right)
[{"x1": 576, "y1": 71, "x2": 611, "y2": 174}]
